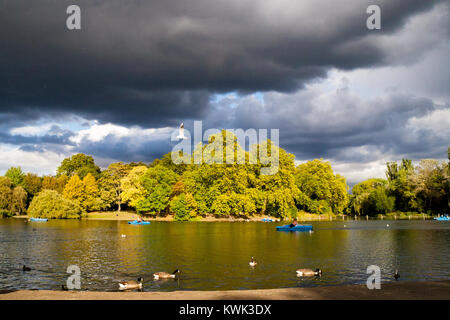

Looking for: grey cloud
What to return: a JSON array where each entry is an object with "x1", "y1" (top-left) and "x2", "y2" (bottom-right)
[
  {"x1": 19, "y1": 144, "x2": 46, "y2": 153},
  {"x1": 0, "y1": 0, "x2": 448, "y2": 182},
  {"x1": 0, "y1": 0, "x2": 447, "y2": 127},
  {"x1": 74, "y1": 134, "x2": 172, "y2": 164},
  {"x1": 206, "y1": 87, "x2": 449, "y2": 163}
]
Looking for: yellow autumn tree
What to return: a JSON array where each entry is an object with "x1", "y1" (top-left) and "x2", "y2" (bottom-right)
[
  {"x1": 63, "y1": 174, "x2": 84, "y2": 206},
  {"x1": 82, "y1": 173, "x2": 102, "y2": 211},
  {"x1": 63, "y1": 173, "x2": 101, "y2": 212}
]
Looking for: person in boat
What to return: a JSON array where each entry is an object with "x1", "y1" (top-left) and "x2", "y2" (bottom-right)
[{"x1": 289, "y1": 219, "x2": 298, "y2": 228}]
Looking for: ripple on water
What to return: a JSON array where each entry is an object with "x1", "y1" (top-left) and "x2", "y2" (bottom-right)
[{"x1": 0, "y1": 219, "x2": 449, "y2": 291}]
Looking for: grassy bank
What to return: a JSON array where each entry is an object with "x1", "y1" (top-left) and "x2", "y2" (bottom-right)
[
  {"x1": 9, "y1": 211, "x2": 437, "y2": 221},
  {"x1": 84, "y1": 211, "x2": 279, "y2": 222}
]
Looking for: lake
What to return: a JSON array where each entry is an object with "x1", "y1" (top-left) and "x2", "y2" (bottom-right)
[{"x1": 0, "y1": 219, "x2": 449, "y2": 291}]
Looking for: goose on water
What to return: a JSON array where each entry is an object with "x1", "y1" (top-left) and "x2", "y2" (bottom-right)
[
  {"x1": 153, "y1": 269, "x2": 180, "y2": 280},
  {"x1": 296, "y1": 268, "x2": 322, "y2": 277},
  {"x1": 119, "y1": 277, "x2": 144, "y2": 290}
]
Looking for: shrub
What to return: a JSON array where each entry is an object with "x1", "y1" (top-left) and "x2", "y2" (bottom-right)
[
  {"x1": 0, "y1": 210, "x2": 13, "y2": 218},
  {"x1": 28, "y1": 190, "x2": 82, "y2": 219}
]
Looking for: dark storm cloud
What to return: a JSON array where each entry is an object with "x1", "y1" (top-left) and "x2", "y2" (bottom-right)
[
  {"x1": 0, "y1": 0, "x2": 447, "y2": 127},
  {"x1": 0, "y1": 129, "x2": 74, "y2": 146},
  {"x1": 75, "y1": 134, "x2": 172, "y2": 164},
  {"x1": 205, "y1": 88, "x2": 449, "y2": 162}
]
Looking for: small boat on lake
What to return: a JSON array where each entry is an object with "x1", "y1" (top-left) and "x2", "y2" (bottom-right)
[
  {"x1": 434, "y1": 216, "x2": 450, "y2": 221},
  {"x1": 262, "y1": 218, "x2": 276, "y2": 222},
  {"x1": 29, "y1": 218, "x2": 48, "y2": 222},
  {"x1": 128, "y1": 220, "x2": 151, "y2": 225},
  {"x1": 276, "y1": 224, "x2": 313, "y2": 232}
]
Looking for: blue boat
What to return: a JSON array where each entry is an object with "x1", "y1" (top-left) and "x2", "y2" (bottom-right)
[
  {"x1": 128, "y1": 220, "x2": 151, "y2": 225},
  {"x1": 262, "y1": 218, "x2": 275, "y2": 222},
  {"x1": 30, "y1": 218, "x2": 48, "y2": 222},
  {"x1": 434, "y1": 216, "x2": 450, "y2": 221},
  {"x1": 276, "y1": 224, "x2": 313, "y2": 232}
]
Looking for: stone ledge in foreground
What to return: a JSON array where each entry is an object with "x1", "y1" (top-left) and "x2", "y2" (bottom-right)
[{"x1": 0, "y1": 280, "x2": 449, "y2": 300}]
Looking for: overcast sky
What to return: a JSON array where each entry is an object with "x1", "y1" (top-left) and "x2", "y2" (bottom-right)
[{"x1": 1, "y1": 0, "x2": 449, "y2": 184}]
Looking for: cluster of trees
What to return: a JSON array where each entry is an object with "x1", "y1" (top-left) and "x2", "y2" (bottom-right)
[
  {"x1": 348, "y1": 155, "x2": 449, "y2": 216},
  {"x1": 1, "y1": 132, "x2": 448, "y2": 220}
]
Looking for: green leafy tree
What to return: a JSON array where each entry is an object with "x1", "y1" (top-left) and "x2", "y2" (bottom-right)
[
  {"x1": 42, "y1": 175, "x2": 68, "y2": 193},
  {"x1": 170, "y1": 193, "x2": 198, "y2": 221},
  {"x1": 98, "y1": 162, "x2": 129, "y2": 211},
  {"x1": 5, "y1": 166, "x2": 25, "y2": 187},
  {"x1": 295, "y1": 159, "x2": 348, "y2": 214},
  {"x1": 368, "y1": 186, "x2": 395, "y2": 215},
  {"x1": 57, "y1": 153, "x2": 101, "y2": 179},
  {"x1": 22, "y1": 173, "x2": 42, "y2": 197},
  {"x1": 212, "y1": 192, "x2": 256, "y2": 216},
  {"x1": 411, "y1": 159, "x2": 449, "y2": 214},
  {"x1": 350, "y1": 178, "x2": 395, "y2": 216},
  {"x1": 0, "y1": 177, "x2": 13, "y2": 215},
  {"x1": 28, "y1": 190, "x2": 82, "y2": 219},
  {"x1": 181, "y1": 131, "x2": 300, "y2": 218},
  {"x1": 352, "y1": 178, "x2": 387, "y2": 195},
  {"x1": 386, "y1": 159, "x2": 418, "y2": 212},
  {"x1": 11, "y1": 186, "x2": 27, "y2": 215},
  {"x1": 150, "y1": 152, "x2": 187, "y2": 175},
  {"x1": 121, "y1": 166, "x2": 148, "y2": 209},
  {"x1": 137, "y1": 165, "x2": 178, "y2": 214}
]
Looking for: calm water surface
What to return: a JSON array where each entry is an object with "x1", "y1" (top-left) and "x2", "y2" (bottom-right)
[{"x1": 0, "y1": 219, "x2": 449, "y2": 291}]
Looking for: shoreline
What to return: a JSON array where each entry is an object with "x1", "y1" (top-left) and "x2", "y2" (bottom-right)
[
  {"x1": 10, "y1": 211, "x2": 435, "y2": 222},
  {"x1": 1, "y1": 280, "x2": 449, "y2": 300}
]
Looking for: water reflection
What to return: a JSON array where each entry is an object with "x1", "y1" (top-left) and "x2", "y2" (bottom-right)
[{"x1": 0, "y1": 219, "x2": 449, "y2": 291}]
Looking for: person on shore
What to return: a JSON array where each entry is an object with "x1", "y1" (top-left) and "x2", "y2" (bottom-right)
[{"x1": 289, "y1": 219, "x2": 298, "y2": 228}]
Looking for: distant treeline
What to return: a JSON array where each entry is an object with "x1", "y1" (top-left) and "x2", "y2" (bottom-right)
[{"x1": 0, "y1": 131, "x2": 448, "y2": 220}]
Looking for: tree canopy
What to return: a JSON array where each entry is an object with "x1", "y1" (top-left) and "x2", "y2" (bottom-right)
[
  {"x1": 5, "y1": 166, "x2": 24, "y2": 187},
  {"x1": 57, "y1": 153, "x2": 101, "y2": 179},
  {"x1": 1, "y1": 142, "x2": 448, "y2": 219},
  {"x1": 348, "y1": 158, "x2": 449, "y2": 216},
  {"x1": 63, "y1": 173, "x2": 102, "y2": 212},
  {"x1": 295, "y1": 159, "x2": 349, "y2": 215},
  {"x1": 28, "y1": 190, "x2": 82, "y2": 219}
]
